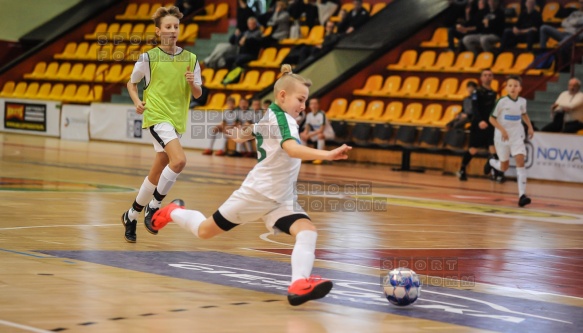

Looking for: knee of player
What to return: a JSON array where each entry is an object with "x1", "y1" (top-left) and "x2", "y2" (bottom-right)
[
  {"x1": 170, "y1": 157, "x2": 187, "y2": 172},
  {"x1": 197, "y1": 228, "x2": 214, "y2": 240}
]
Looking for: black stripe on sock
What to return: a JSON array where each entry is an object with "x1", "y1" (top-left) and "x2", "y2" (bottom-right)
[
  {"x1": 132, "y1": 201, "x2": 144, "y2": 212},
  {"x1": 153, "y1": 188, "x2": 166, "y2": 201}
]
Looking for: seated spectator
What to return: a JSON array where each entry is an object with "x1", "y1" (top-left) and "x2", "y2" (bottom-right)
[
  {"x1": 289, "y1": 0, "x2": 319, "y2": 28},
  {"x1": 448, "y1": 0, "x2": 486, "y2": 51},
  {"x1": 338, "y1": 0, "x2": 370, "y2": 34},
  {"x1": 202, "y1": 96, "x2": 240, "y2": 156},
  {"x1": 262, "y1": 99, "x2": 272, "y2": 111},
  {"x1": 463, "y1": 0, "x2": 505, "y2": 54},
  {"x1": 236, "y1": 0, "x2": 256, "y2": 34},
  {"x1": 499, "y1": 0, "x2": 542, "y2": 52},
  {"x1": 539, "y1": 1, "x2": 583, "y2": 50},
  {"x1": 282, "y1": 20, "x2": 341, "y2": 65},
  {"x1": 189, "y1": 76, "x2": 209, "y2": 108},
  {"x1": 261, "y1": 1, "x2": 290, "y2": 47},
  {"x1": 231, "y1": 98, "x2": 254, "y2": 157},
  {"x1": 300, "y1": 98, "x2": 335, "y2": 164},
  {"x1": 447, "y1": 81, "x2": 478, "y2": 130},
  {"x1": 175, "y1": 0, "x2": 205, "y2": 16},
  {"x1": 542, "y1": 78, "x2": 583, "y2": 133},
  {"x1": 250, "y1": 98, "x2": 264, "y2": 123},
  {"x1": 226, "y1": 17, "x2": 263, "y2": 68}
]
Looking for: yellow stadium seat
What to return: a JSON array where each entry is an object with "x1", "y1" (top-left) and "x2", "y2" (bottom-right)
[
  {"x1": 371, "y1": 75, "x2": 401, "y2": 97},
  {"x1": 179, "y1": 23, "x2": 199, "y2": 43},
  {"x1": 104, "y1": 64, "x2": 122, "y2": 83},
  {"x1": 54, "y1": 42, "x2": 77, "y2": 60},
  {"x1": 71, "y1": 42, "x2": 90, "y2": 60},
  {"x1": 120, "y1": 65, "x2": 133, "y2": 82},
  {"x1": 248, "y1": 47, "x2": 277, "y2": 67},
  {"x1": 425, "y1": 51, "x2": 455, "y2": 71},
  {"x1": 70, "y1": 84, "x2": 90, "y2": 103},
  {"x1": 357, "y1": 100, "x2": 385, "y2": 121},
  {"x1": 144, "y1": 24, "x2": 157, "y2": 43},
  {"x1": 466, "y1": 52, "x2": 494, "y2": 73},
  {"x1": 412, "y1": 77, "x2": 439, "y2": 98},
  {"x1": 66, "y1": 63, "x2": 84, "y2": 81},
  {"x1": 111, "y1": 44, "x2": 128, "y2": 61},
  {"x1": 205, "y1": 69, "x2": 229, "y2": 89},
  {"x1": 353, "y1": 75, "x2": 383, "y2": 96},
  {"x1": 80, "y1": 43, "x2": 102, "y2": 61},
  {"x1": 379, "y1": 101, "x2": 404, "y2": 122},
  {"x1": 446, "y1": 78, "x2": 478, "y2": 100},
  {"x1": 224, "y1": 94, "x2": 241, "y2": 108},
  {"x1": 263, "y1": 48, "x2": 290, "y2": 68},
  {"x1": 194, "y1": 3, "x2": 228, "y2": 21},
  {"x1": 79, "y1": 63, "x2": 96, "y2": 81},
  {"x1": 420, "y1": 27, "x2": 448, "y2": 47},
  {"x1": 47, "y1": 84, "x2": 64, "y2": 100},
  {"x1": 336, "y1": 99, "x2": 366, "y2": 119},
  {"x1": 116, "y1": 3, "x2": 138, "y2": 20},
  {"x1": 430, "y1": 77, "x2": 459, "y2": 99},
  {"x1": 256, "y1": 71, "x2": 276, "y2": 90},
  {"x1": 23, "y1": 82, "x2": 39, "y2": 99},
  {"x1": 226, "y1": 70, "x2": 260, "y2": 90},
  {"x1": 296, "y1": 25, "x2": 325, "y2": 45},
  {"x1": 113, "y1": 23, "x2": 133, "y2": 42},
  {"x1": 34, "y1": 83, "x2": 52, "y2": 100},
  {"x1": 125, "y1": 44, "x2": 141, "y2": 62},
  {"x1": 97, "y1": 44, "x2": 114, "y2": 61},
  {"x1": 433, "y1": 105, "x2": 462, "y2": 127},
  {"x1": 450, "y1": 51, "x2": 475, "y2": 72},
  {"x1": 280, "y1": 26, "x2": 309, "y2": 44},
  {"x1": 491, "y1": 79, "x2": 500, "y2": 93},
  {"x1": 326, "y1": 98, "x2": 348, "y2": 118},
  {"x1": 84, "y1": 23, "x2": 107, "y2": 40},
  {"x1": 408, "y1": 51, "x2": 436, "y2": 71},
  {"x1": 94, "y1": 64, "x2": 110, "y2": 82},
  {"x1": 11, "y1": 82, "x2": 28, "y2": 99},
  {"x1": 491, "y1": 52, "x2": 515, "y2": 73},
  {"x1": 387, "y1": 50, "x2": 417, "y2": 70},
  {"x1": 542, "y1": 2, "x2": 560, "y2": 22},
  {"x1": 0, "y1": 81, "x2": 15, "y2": 97},
  {"x1": 133, "y1": 3, "x2": 151, "y2": 20},
  {"x1": 23, "y1": 62, "x2": 47, "y2": 79},
  {"x1": 330, "y1": 3, "x2": 354, "y2": 22},
  {"x1": 371, "y1": 2, "x2": 387, "y2": 15},
  {"x1": 503, "y1": 53, "x2": 535, "y2": 74},
  {"x1": 53, "y1": 63, "x2": 72, "y2": 81},
  {"x1": 393, "y1": 103, "x2": 423, "y2": 124},
  {"x1": 61, "y1": 84, "x2": 78, "y2": 102},
  {"x1": 201, "y1": 68, "x2": 214, "y2": 83},
  {"x1": 262, "y1": 26, "x2": 273, "y2": 37},
  {"x1": 40, "y1": 62, "x2": 59, "y2": 80},
  {"x1": 195, "y1": 92, "x2": 225, "y2": 110},
  {"x1": 393, "y1": 76, "x2": 420, "y2": 97},
  {"x1": 90, "y1": 85, "x2": 103, "y2": 102},
  {"x1": 413, "y1": 104, "x2": 443, "y2": 125},
  {"x1": 148, "y1": 3, "x2": 163, "y2": 19},
  {"x1": 130, "y1": 23, "x2": 145, "y2": 41}
]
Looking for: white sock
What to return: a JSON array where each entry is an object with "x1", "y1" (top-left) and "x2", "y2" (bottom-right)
[
  {"x1": 317, "y1": 139, "x2": 325, "y2": 150},
  {"x1": 236, "y1": 142, "x2": 244, "y2": 153},
  {"x1": 170, "y1": 209, "x2": 206, "y2": 238},
  {"x1": 291, "y1": 230, "x2": 317, "y2": 283},
  {"x1": 209, "y1": 131, "x2": 217, "y2": 150},
  {"x1": 157, "y1": 166, "x2": 179, "y2": 196},
  {"x1": 489, "y1": 158, "x2": 501, "y2": 171},
  {"x1": 517, "y1": 167, "x2": 527, "y2": 197},
  {"x1": 128, "y1": 177, "x2": 157, "y2": 220}
]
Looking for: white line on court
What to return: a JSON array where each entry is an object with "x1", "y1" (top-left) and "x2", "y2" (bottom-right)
[{"x1": 0, "y1": 319, "x2": 53, "y2": 333}]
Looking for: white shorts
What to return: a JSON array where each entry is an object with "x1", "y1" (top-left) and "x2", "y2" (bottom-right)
[
  {"x1": 149, "y1": 122, "x2": 182, "y2": 152},
  {"x1": 494, "y1": 137, "x2": 526, "y2": 162},
  {"x1": 217, "y1": 187, "x2": 309, "y2": 234}
]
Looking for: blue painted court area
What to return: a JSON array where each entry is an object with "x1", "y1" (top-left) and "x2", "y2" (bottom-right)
[{"x1": 40, "y1": 251, "x2": 583, "y2": 333}]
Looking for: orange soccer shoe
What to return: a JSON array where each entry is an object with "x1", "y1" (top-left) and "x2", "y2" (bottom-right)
[
  {"x1": 287, "y1": 275, "x2": 333, "y2": 306},
  {"x1": 151, "y1": 199, "x2": 185, "y2": 231}
]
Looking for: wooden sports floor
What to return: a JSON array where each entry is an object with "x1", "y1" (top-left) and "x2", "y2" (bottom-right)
[{"x1": 1, "y1": 132, "x2": 582, "y2": 333}]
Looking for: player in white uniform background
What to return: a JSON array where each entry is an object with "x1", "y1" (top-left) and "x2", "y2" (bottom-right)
[
  {"x1": 202, "y1": 96, "x2": 239, "y2": 156},
  {"x1": 300, "y1": 98, "x2": 335, "y2": 164},
  {"x1": 150, "y1": 64, "x2": 352, "y2": 306},
  {"x1": 486, "y1": 75, "x2": 535, "y2": 207}
]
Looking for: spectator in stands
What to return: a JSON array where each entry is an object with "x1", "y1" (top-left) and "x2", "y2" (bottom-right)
[
  {"x1": 447, "y1": 0, "x2": 486, "y2": 51},
  {"x1": 338, "y1": 0, "x2": 370, "y2": 34},
  {"x1": 463, "y1": 0, "x2": 505, "y2": 54},
  {"x1": 250, "y1": 98, "x2": 264, "y2": 123},
  {"x1": 499, "y1": 0, "x2": 542, "y2": 52},
  {"x1": 282, "y1": 20, "x2": 341, "y2": 65},
  {"x1": 190, "y1": 76, "x2": 209, "y2": 108},
  {"x1": 203, "y1": 96, "x2": 240, "y2": 156},
  {"x1": 521, "y1": 0, "x2": 545, "y2": 11},
  {"x1": 289, "y1": 0, "x2": 319, "y2": 28},
  {"x1": 226, "y1": 17, "x2": 263, "y2": 68},
  {"x1": 542, "y1": 78, "x2": 583, "y2": 133},
  {"x1": 456, "y1": 69, "x2": 500, "y2": 181},
  {"x1": 236, "y1": 0, "x2": 257, "y2": 33},
  {"x1": 231, "y1": 98, "x2": 254, "y2": 157},
  {"x1": 316, "y1": 0, "x2": 341, "y2": 25},
  {"x1": 261, "y1": 1, "x2": 291, "y2": 47},
  {"x1": 300, "y1": 98, "x2": 335, "y2": 165},
  {"x1": 175, "y1": 0, "x2": 205, "y2": 16},
  {"x1": 446, "y1": 81, "x2": 478, "y2": 130},
  {"x1": 262, "y1": 99, "x2": 272, "y2": 111},
  {"x1": 539, "y1": 0, "x2": 583, "y2": 50}
]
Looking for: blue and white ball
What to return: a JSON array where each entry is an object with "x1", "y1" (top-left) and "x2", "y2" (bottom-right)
[{"x1": 383, "y1": 267, "x2": 421, "y2": 306}]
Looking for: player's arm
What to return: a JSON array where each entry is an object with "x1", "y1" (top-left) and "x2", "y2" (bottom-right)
[
  {"x1": 225, "y1": 125, "x2": 255, "y2": 143},
  {"x1": 127, "y1": 54, "x2": 147, "y2": 114},
  {"x1": 522, "y1": 113, "x2": 535, "y2": 139},
  {"x1": 282, "y1": 139, "x2": 351, "y2": 161},
  {"x1": 489, "y1": 116, "x2": 508, "y2": 141},
  {"x1": 186, "y1": 61, "x2": 203, "y2": 98}
]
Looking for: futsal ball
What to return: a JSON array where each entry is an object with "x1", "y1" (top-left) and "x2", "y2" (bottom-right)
[{"x1": 382, "y1": 267, "x2": 421, "y2": 306}]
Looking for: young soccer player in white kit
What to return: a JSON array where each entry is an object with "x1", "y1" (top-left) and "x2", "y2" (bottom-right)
[
  {"x1": 486, "y1": 75, "x2": 535, "y2": 207},
  {"x1": 151, "y1": 64, "x2": 352, "y2": 305},
  {"x1": 121, "y1": 6, "x2": 202, "y2": 243}
]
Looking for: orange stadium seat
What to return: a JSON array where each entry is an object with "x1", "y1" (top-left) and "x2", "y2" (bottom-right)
[
  {"x1": 491, "y1": 52, "x2": 515, "y2": 73},
  {"x1": 226, "y1": 70, "x2": 260, "y2": 90},
  {"x1": 425, "y1": 51, "x2": 455, "y2": 71},
  {"x1": 336, "y1": 99, "x2": 366, "y2": 119},
  {"x1": 446, "y1": 78, "x2": 478, "y2": 100},
  {"x1": 23, "y1": 62, "x2": 47, "y2": 79},
  {"x1": 450, "y1": 51, "x2": 475, "y2": 72},
  {"x1": 412, "y1": 77, "x2": 439, "y2": 98},
  {"x1": 379, "y1": 101, "x2": 403, "y2": 122},
  {"x1": 195, "y1": 3, "x2": 228, "y2": 21},
  {"x1": 466, "y1": 52, "x2": 494, "y2": 73},
  {"x1": 353, "y1": 75, "x2": 383, "y2": 96},
  {"x1": 371, "y1": 75, "x2": 401, "y2": 97},
  {"x1": 433, "y1": 105, "x2": 462, "y2": 127},
  {"x1": 357, "y1": 100, "x2": 385, "y2": 121},
  {"x1": 409, "y1": 51, "x2": 436, "y2": 71},
  {"x1": 430, "y1": 77, "x2": 459, "y2": 99},
  {"x1": 393, "y1": 103, "x2": 423, "y2": 124},
  {"x1": 326, "y1": 98, "x2": 348, "y2": 118},
  {"x1": 255, "y1": 71, "x2": 276, "y2": 90},
  {"x1": 248, "y1": 48, "x2": 277, "y2": 67},
  {"x1": 196, "y1": 92, "x2": 225, "y2": 110},
  {"x1": 393, "y1": 76, "x2": 420, "y2": 97},
  {"x1": 205, "y1": 69, "x2": 228, "y2": 89},
  {"x1": 387, "y1": 50, "x2": 417, "y2": 70},
  {"x1": 420, "y1": 27, "x2": 448, "y2": 47},
  {"x1": 201, "y1": 68, "x2": 214, "y2": 83},
  {"x1": 503, "y1": 53, "x2": 535, "y2": 74},
  {"x1": 542, "y1": 2, "x2": 561, "y2": 22},
  {"x1": 505, "y1": 2, "x2": 521, "y2": 23},
  {"x1": 413, "y1": 104, "x2": 443, "y2": 125}
]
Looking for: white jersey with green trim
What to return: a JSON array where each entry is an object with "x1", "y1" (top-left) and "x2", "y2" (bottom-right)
[
  {"x1": 491, "y1": 95, "x2": 527, "y2": 141},
  {"x1": 240, "y1": 103, "x2": 301, "y2": 202}
]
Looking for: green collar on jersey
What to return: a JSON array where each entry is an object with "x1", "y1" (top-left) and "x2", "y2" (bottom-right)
[{"x1": 270, "y1": 103, "x2": 285, "y2": 114}]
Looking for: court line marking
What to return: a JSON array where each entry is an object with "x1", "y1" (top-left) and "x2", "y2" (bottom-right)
[
  {"x1": 0, "y1": 224, "x2": 119, "y2": 231},
  {"x1": 0, "y1": 319, "x2": 53, "y2": 333},
  {"x1": 0, "y1": 248, "x2": 52, "y2": 258}
]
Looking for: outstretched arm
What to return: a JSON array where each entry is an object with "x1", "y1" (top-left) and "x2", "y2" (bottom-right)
[
  {"x1": 225, "y1": 125, "x2": 255, "y2": 143},
  {"x1": 282, "y1": 140, "x2": 351, "y2": 161}
]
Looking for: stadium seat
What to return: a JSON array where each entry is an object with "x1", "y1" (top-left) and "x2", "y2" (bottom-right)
[
  {"x1": 565, "y1": 1, "x2": 581, "y2": 9},
  {"x1": 443, "y1": 128, "x2": 466, "y2": 149},
  {"x1": 144, "y1": 24, "x2": 157, "y2": 43},
  {"x1": 371, "y1": 75, "x2": 401, "y2": 97},
  {"x1": 0, "y1": 81, "x2": 15, "y2": 97},
  {"x1": 54, "y1": 42, "x2": 77, "y2": 60},
  {"x1": 541, "y1": 2, "x2": 560, "y2": 22},
  {"x1": 393, "y1": 76, "x2": 420, "y2": 97},
  {"x1": 54, "y1": 63, "x2": 72, "y2": 81},
  {"x1": 69, "y1": 84, "x2": 90, "y2": 103},
  {"x1": 330, "y1": 3, "x2": 354, "y2": 22},
  {"x1": 466, "y1": 52, "x2": 494, "y2": 73},
  {"x1": 40, "y1": 62, "x2": 59, "y2": 80},
  {"x1": 130, "y1": 23, "x2": 145, "y2": 41},
  {"x1": 179, "y1": 24, "x2": 199, "y2": 43},
  {"x1": 23, "y1": 82, "x2": 39, "y2": 99},
  {"x1": 11, "y1": 82, "x2": 28, "y2": 99},
  {"x1": 379, "y1": 101, "x2": 403, "y2": 122},
  {"x1": 196, "y1": 92, "x2": 225, "y2": 110},
  {"x1": 412, "y1": 77, "x2": 439, "y2": 98},
  {"x1": 425, "y1": 51, "x2": 454, "y2": 71},
  {"x1": 112, "y1": 23, "x2": 133, "y2": 42},
  {"x1": 47, "y1": 83, "x2": 64, "y2": 100},
  {"x1": 420, "y1": 27, "x2": 448, "y2": 47},
  {"x1": 450, "y1": 51, "x2": 475, "y2": 72},
  {"x1": 254, "y1": 71, "x2": 276, "y2": 91},
  {"x1": 503, "y1": 53, "x2": 535, "y2": 74},
  {"x1": 393, "y1": 103, "x2": 423, "y2": 124},
  {"x1": 491, "y1": 52, "x2": 515, "y2": 73},
  {"x1": 296, "y1": 25, "x2": 324, "y2": 45},
  {"x1": 194, "y1": 3, "x2": 228, "y2": 21},
  {"x1": 224, "y1": 94, "x2": 241, "y2": 108},
  {"x1": 248, "y1": 48, "x2": 277, "y2": 67},
  {"x1": 66, "y1": 63, "x2": 84, "y2": 81},
  {"x1": 94, "y1": 64, "x2": 110, "y2": 82},
  {"x1": 79, "y1": 63, "x2": 97, "y2": 81},
  {"x1": 262, "y1": 26, "x2": 272, "y2": 37},
  {"x1": 205, "y1": 69, "x2": 228, "y2": 89},
  {"x1": 125, "y1": 44, "x2": 141, "y2": 62},
  {"x1": 36, "y1": 83, "x2": 52, "y2": 100},
  {"x1": 335, "y1": 99, "x2": 366, "y2": 119},
  {"x1": 263, "y1": 48, "x2": 290, "y2": 68},
  {"x1": 353, "y1": 75, "x2": 383, "y2": 96},
  {"x1": 413, "y1": 104, "x2": 443, "y2": 125},
  {"x1": 326, "y1": 98, "x2": 348, "y2": 118},
  {"x1": 226, "y1": 70, "x2": 260, "y2": 90},
  {"x1": 387, "y1": 50, "x2": 417, "y2": 70},
  {"x1": 61, "y1": 84, "x2": 78, "y2": 102},
  {"x1": 433, "y1": 105, "x2": 462, "y2": 127},
  {"x1": 116, "y1": 3, "x2": 138, "y2": 20},
  {"x1": 147, "y1": 3, "x2": 163, "y2": 20},
  {"x1": 132, "y1": 3, "x2": 151, "y2": 20},
  {"x1": 201, "y1": 68, "x2": 214, "y2": 83},
  {"x1": 446, "y1": 78, "x2": 478, "y2": 100},
  {"x1": 429, "y1": 77, "x2": 459, "y2": 99},
  {"x1": 408, "y1": 51, "x2": 436, "y2": 71},
  {"x1": 104, "y1": 64, "x2": 122, "y2": 83},
  {"x1": 72, "y1": 42, "x2": 91, "y2": 60},
  {"x1": 84, "y1": 23, "x2": 108, "y2": 40},
  {"x1": 370, "y1": 2, "x2": 387, "y2": 15},
  {"x1": 357, "y1": 100, "x2": 385, "y2": 121},
  {"x1": 280, "y1": 26, "x2": 309, "y2": 44},
  {"x1": 23, "y1": 62, "x2": 47, "y2": 79}
]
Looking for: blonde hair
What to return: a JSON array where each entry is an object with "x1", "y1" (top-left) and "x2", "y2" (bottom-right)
[
  {"x1": 274, "y1": 64, "x2": 312, "y2": 94},
  {"x1": 152, "y1": 6, "x2": 183, "y2": 27}
]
